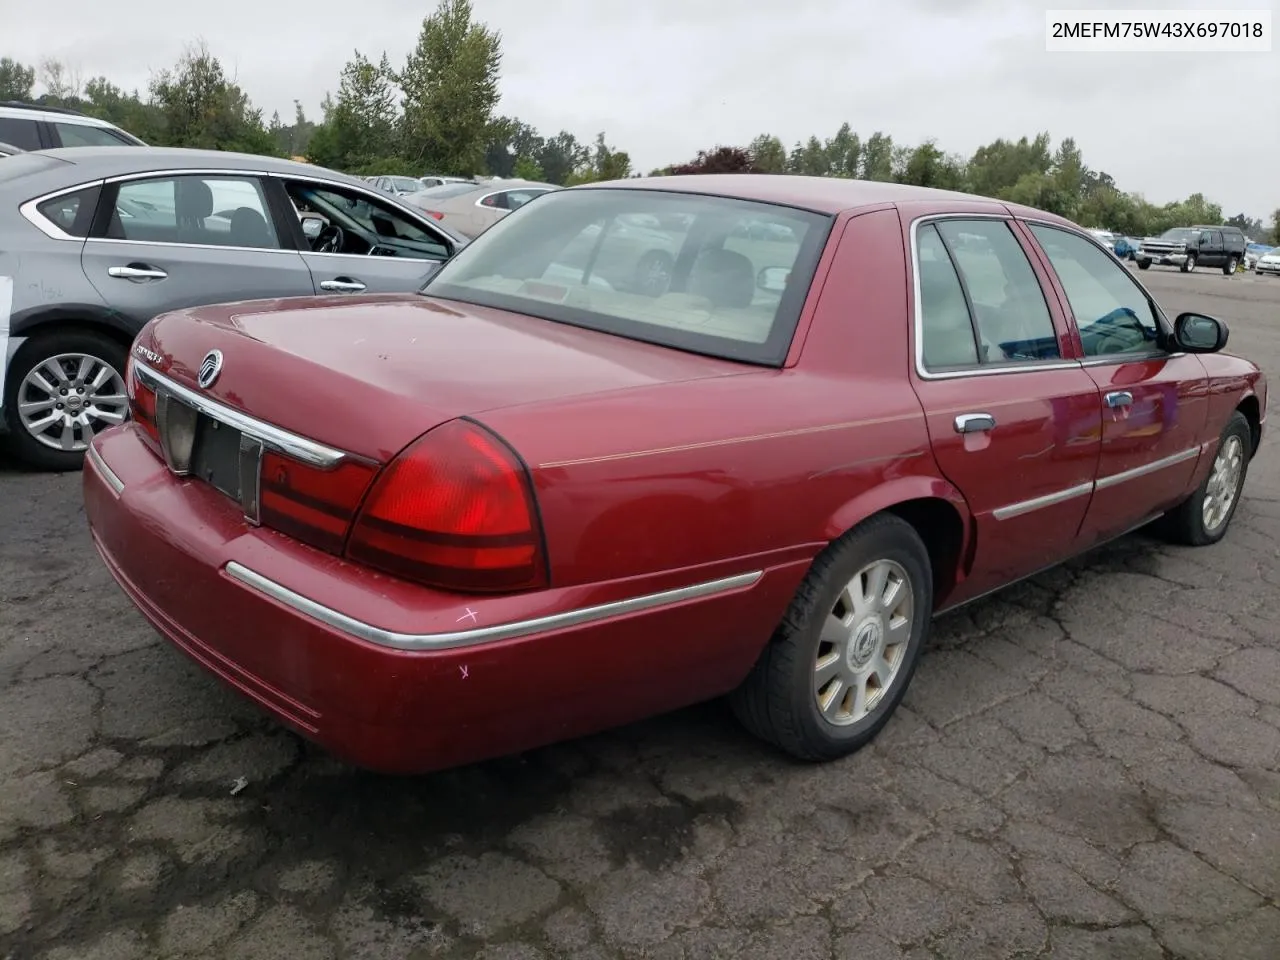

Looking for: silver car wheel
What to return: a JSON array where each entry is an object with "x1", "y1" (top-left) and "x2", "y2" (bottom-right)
[
  {"x1": 17, "y1": 352, "x2": 128, "y2": 453},
  {"x1": 1202, "y1": 434, "x2": 1244, "y2": 533},
  {"x1": 813, "y1": 559, "x2": 914, "y2": 726}
]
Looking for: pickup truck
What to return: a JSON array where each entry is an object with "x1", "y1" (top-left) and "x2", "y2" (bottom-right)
[{"x1": 1136, "y1": 225, "x2": 1247, "y2": 275}]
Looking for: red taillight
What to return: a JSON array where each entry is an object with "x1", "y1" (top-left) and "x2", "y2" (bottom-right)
[
  {"x1": 423, "y1": 209, "x2": 444, "y2": 220},
  {"x1": 127, "y1": 358, "x2": 160, "y2": 446},
  {"x1": 258, "y1": 452, "x2": 377, "y2": 554},
  {"x1": 346, "y1": 419, "x2": 547, "y2": 593}
]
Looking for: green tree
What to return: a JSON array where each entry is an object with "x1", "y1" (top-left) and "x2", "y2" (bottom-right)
[
  {"x1": 0, "y1": 57, "x2": 35, "y2": 100},
  {"x1": 898, "y1": 140, "x2": 964, "y2": 190},
  {"x1": 536, "y1": 131, "x2": 589, "y2": 185},
  {"x1": 308, "y1": 51, "x2": 400, "y2": 171},
  {"x1": 512, "y1": 155, "x2": 544, "y2": 180},
  {"x1": 1225, "y1": 213, "x2": 1264, "y2": 237},
  {"x1": 825, "y1": 122, "x2": 861, "y2": 178},
  {"x1": 747, "y1": 134, "x2": 787, "y2": 173},
  {"x1": 569, "y1": 132, "x2": 631, "y2": 183},
  {"x1": 398, "y1": 0, "x2": 502, "y2": 175},
  {"x1": 482, "y1": 116, "x2": 544, "y2": 178},
  {"x1": 1049, "y1": 137, "x2": 1087, "y2": 219},
  {"x1": 860, "y1": 132, "x2": 894, "y2": 182},
  {"x1": 1270, "y1": 209, "x2": 1280, "y2": 245},
  {"x1": 149, "y1": 42, "x2": 277, "y2": 154},
  {"x1": 788, "y1": 136, "x2": 830, "y2": 176},
  {"x1": 966, "y1": 133, "x2": 1052, "y2": 198}
]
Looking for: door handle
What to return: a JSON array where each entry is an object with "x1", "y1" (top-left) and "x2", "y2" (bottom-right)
[
  {"x1": 954, "y1": 413, "x2": 996, "y2": 434},
  {"x1": 319, "y1": 278, "x2": 366, "y2": 293},
  {"x1": 107, "y1": 264, "x2": 167, "y2": 281},
  {"x1": 1104, "y1": 391, "x2": 1134, "y2": 408}
]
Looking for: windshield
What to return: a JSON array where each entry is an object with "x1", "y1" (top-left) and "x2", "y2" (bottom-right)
[
  {"x1": 1160, "y1": 228, "x2": 1197, "y2": 242},
  {"x1": 390, "y1": 177, "x2": 423, "y2": 192},
  {"x1": 424, "y1": 187, "x2": 833, "y2": 366}
]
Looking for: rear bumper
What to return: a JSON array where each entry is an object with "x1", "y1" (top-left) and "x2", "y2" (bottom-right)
[{"x1": 84, "y1": 425, "x2": 801, "y2": 773}]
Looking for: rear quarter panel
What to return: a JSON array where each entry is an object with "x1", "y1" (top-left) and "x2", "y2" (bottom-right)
[
  {"x1": 479, "y1": 205, "x2": 956, "y2": 617},
  {"x1": 1198, "y1": 353, "x2": 1265, "y2": 439}
]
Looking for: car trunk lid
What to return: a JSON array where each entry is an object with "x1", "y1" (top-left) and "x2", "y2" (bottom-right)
[{"x1": 139, "y1": 292, "x2": 751, "y2": 464}]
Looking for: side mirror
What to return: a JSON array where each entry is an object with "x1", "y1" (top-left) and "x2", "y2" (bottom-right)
[
  {"x1": 1174, "y1": 312, "x2": 1228, "y2": 353},
  {"x1": 757, "y1": 266, "x2": 790, "y2": 293},
  {"x1": 300, "y1": 217, "x2": 324, "y2": 240}
]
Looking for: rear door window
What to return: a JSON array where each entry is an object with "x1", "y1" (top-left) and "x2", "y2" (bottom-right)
[
  {"x1": 108, "y1": 175, "x2": 281, "y2": 249},
  {"x1": 0, "y1": 116, "x2": 41, "y2": 151}
]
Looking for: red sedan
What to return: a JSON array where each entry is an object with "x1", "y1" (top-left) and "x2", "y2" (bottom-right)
[{"x1": 83, "y1": 176, "x2": 1265, "y2": 774}]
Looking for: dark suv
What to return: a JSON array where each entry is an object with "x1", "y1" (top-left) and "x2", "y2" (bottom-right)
[
  {"x1": 0, "y1": 102, "x2": 145, "y2": 152},
  {"x1": 1136, "y1": 224, "x2": 1247, "y2": 275}
]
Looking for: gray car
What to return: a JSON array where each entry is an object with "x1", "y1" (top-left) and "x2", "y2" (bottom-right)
[
  {"x1": 405, "y1": 179, "x2": 559, "y2": 238},
  {"x1": 0, "y1": 146, "x2": 468, "y2": 469}
]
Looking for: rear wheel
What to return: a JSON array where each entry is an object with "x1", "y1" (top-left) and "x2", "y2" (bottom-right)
[
  {"x1": 2, "y1": 329, "x2": 129, "y2": 471},
  {"x1": 1160, "y1": 412, "x2": 1251, "y2": 546},
  {"x1": 632, "y1": 250, "x2": 674, "y2": 297},
  {"x1": 1138, "y1": 259, "x2": 1151, "y2": 270},
  {"x1": 730, "y1": 514, "x2": 932, "y2": 761},
  {"x1": 1223, "y1": 256, "x2": 1239, "y2": 276}
]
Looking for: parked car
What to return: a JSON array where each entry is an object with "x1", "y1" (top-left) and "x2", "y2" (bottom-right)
[
  {"x1": 1136, "y1": 225, "x2": 1247, "y2": 274},
  {"x1": 1086, "y1": 228, "x2": 1117, "y2": 250},
  {"x1": 0, "y1": 146, "x2": 468, "y2": 469},
  {"x1": 371, "y1": 175, "x2": 427, "y2": 198},
  {"x1": 82, "y1": 174, "x2": 1265, "y2": 774},
  {"x1": 1112, "y1": 236, "x2": 1141, "y2": 260},
  {"x1": 405, "y1": 178, "x2": 558, "y2": 237},
  {"x1": 1255, "y1": 248, "x2": 1280, "y2": 276},
  {"x1": 419, "y1": 175, "x2": 476, "y2": 189},
  {"x1": 0, "y1": 101, "x2": 145, "y2": 151},
  {"x1": 1244, "y1": 242, "x2": 1273, "y2": 270}
]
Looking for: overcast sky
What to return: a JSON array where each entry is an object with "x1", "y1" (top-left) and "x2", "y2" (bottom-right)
[{"x1": 3, "y1": 0, "x2": 1277, "y2": 218}]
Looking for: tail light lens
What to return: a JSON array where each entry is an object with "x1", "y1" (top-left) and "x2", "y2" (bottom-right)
[
  {"x1": 258, "y1": 452, "x2": 377, "y2": 555},
  {"x1": 346, "y1": 419, "x2": 548, "y2": 593},
  {"x1": 126, "y1": 357, "x2": 160, "y2": 447},
  {"x1": 423, "y1": 209, "x2": 444, "y2": 220}
]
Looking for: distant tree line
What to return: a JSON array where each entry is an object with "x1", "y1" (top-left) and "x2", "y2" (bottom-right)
[{"x1": 1, "y1": 0, "x2": 1276, "y2": 243}]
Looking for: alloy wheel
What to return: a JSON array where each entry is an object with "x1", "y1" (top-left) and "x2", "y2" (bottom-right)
[
  {"x1": 17, "y1": 352, "x2": 128, "y2": 453},
  {"x1": 813, "y1": 559, "x2": 914, "y2": 726},
  {"x1": 1203, "y1": 435, "x2": 1244, "y2": 532}
]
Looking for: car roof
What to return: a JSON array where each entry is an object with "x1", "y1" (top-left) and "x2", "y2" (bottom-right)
[
  {"x1": 577, "y1": 173, "x2": 1017, "y2": 216},
  {"x1": 0, "y1": 103, "x2": 121, "y2": 129},
  {"x1": 0, "y1": 146, "x2": 375, "y2": 195}
]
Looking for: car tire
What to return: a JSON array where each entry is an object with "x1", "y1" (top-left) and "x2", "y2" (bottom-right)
[
  {"x1": 631, "y1": 250, "x2": 675, "y2": 298},
  {"x1": 729, "y1": 513, "x2": 933, "y2": 762},
  {"x1": 1181, "y1": 254, "x2": 1197, "y2": 273},
  {"x1": 1159, "y1": 411, "x2": 1252, "y2": 547},
  {"x1": 1138, "y1": 259, "x2": 1151, "y2": 270},
  {"x1": 2, "y1": 329, "x2": 129, "y2": 472},
  {"x1": 1223, "y1": 256, "x2": 1239, "y2": 276}
]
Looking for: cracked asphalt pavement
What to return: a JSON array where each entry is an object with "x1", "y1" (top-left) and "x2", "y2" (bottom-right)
[{"x1": 2, "y1": 268, "x2": 1280, "y2": 959}]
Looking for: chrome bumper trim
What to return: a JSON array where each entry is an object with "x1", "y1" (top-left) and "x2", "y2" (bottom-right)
[
  {"x1": 86, "y1": 443, "x2": 124, "y2": 495},
  {"x1": 135, "y1": 364, "x2": 347, "y2": 469},
  {"x1": 224, "y1": 562, "x2": 765, "y2": 651}
]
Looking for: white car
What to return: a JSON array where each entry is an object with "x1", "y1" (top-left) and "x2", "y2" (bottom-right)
[{"x1": 1255, "y1": 248, "x2": 1280, "y2": 276}]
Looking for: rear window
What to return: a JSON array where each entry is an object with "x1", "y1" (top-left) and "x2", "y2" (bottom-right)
[
  {"x1": 419, "y1": 182, "x2": 480, "y2": 201},
  {"x1": 0, "y1": 116, "x2": 42, "y2": 151},
  {"x1": 424, "y1": 187, "x2": 833, "y2": 366}
]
